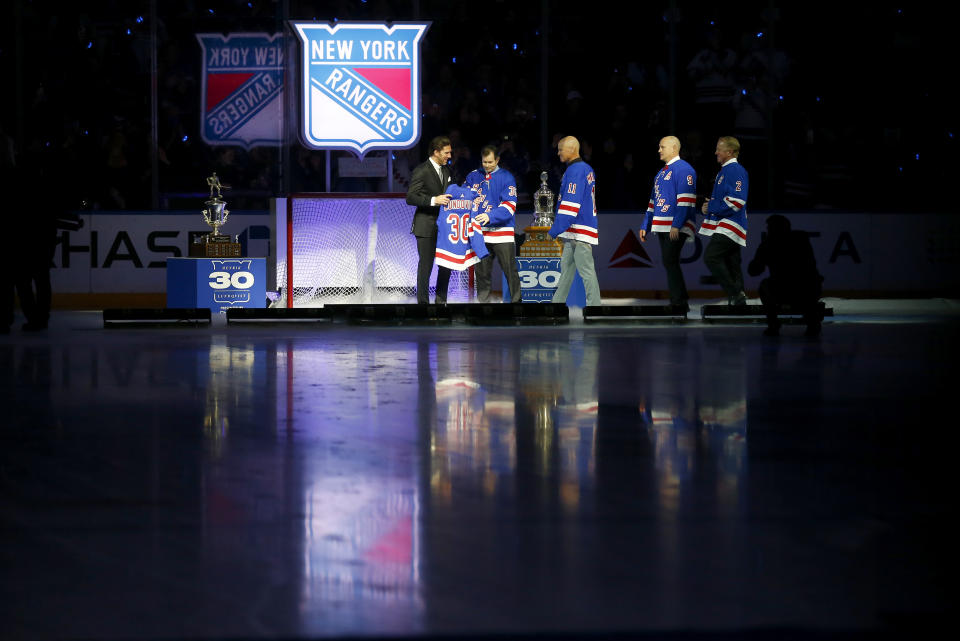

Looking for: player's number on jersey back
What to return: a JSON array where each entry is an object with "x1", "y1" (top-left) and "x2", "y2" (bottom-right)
[{"x1": 447, "y1": 213, "x2": 471, "y2": 243}]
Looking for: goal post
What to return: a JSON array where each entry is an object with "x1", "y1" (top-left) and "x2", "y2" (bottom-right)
[{"x1": 272, "y1": 193, "x2": 475, "y2": 307}]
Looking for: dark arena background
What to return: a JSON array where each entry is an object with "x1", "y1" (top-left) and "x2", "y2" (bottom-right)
[{"x1": 0, "y1": 2, "x2": 954, "y2": 641}]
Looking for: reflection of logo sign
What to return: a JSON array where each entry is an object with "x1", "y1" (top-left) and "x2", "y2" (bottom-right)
[
  {"x1": 609, "y1": 231, "x2": 653, "y2": 268},
  {"x1": 196, "y1": 33, "x2": 284, "y2": 149},
  {"x1": 291, "y1": 21, "x2": 429, "y2": 155}
]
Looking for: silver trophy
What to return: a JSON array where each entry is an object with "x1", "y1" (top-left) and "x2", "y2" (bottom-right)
[
  {"x1": 532, "y1": 171, "x2": 555, "y2": 227},
  {"x1": 519, "y1": 171, "x2": 562, "y2": 258},
  {"x1": 191, "y1": 172, "x2": 241, "y2": 257},
  {"x1": 202, "y1": 173, "x2": 230, "y2": 238}
]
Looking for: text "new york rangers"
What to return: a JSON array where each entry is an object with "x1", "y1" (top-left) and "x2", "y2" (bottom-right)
[{"x1": 311, "y1": 39, "x2": 411, "y2": 61}]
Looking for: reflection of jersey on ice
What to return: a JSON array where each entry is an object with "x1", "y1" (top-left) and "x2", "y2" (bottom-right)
[{"x1": 434, "y1": 185, "x2": 490, "y2": 270}]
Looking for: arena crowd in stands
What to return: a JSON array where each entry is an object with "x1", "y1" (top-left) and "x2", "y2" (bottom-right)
[{"x1": 0, "y1": 1, "x2": 948, "y2": 214}]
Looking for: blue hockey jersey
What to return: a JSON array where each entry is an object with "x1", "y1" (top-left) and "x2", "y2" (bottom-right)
[
  {"x1": 435, "y1": 185, "x2": 490, "y2": 270},
  {"x1": 548, "y1": 159, "x2": 598, "y2": 245},
  {"x1": 465, "y1": 166, "x2": 518, "y2": 245},
  {"x1": 642, "y1": 157, "x2": 697, "y2": 241},
  {"x1": 699, "y1": 158, "x2": 748, "y2": 247}
]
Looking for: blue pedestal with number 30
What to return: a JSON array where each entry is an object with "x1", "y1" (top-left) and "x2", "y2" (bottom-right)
[
  {"x1": 506, "y1": 257, "x2": 586, "y2": 306},
  {"x1": 167, "y1": 257, "x2": 266, "y2": 315}
]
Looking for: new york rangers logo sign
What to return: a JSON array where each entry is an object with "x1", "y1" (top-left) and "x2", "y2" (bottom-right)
[
  {"x1": 196, "y1": 33, "x2": 284, "y2": 149},
  {"x1": 291, "y1": 21, "x2": 429, "y2": 156}
]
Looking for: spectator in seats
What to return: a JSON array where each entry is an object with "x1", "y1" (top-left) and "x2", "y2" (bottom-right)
[
  {"x1": 612, "y1": 153, "x2": 640, "y2": 210},
  {"x1": 748, "y1": 214, "x2": 824, "y2": 337},
  {"x1": 687, "y1": 29, "x2": 737, "y2": 136},
  {"x1": 497, "y1": 135, "x2": 529, "y2": 193},
  {"x1": 451, "y1": 145, "x2": 473, "y2": 185},
  {"x1": 0, "y1": 122, "x2": 15, "y2": 333}
]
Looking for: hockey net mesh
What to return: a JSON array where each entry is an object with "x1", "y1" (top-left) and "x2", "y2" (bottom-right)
[{"x1": 277, "y1": 195, "x2": 473, "y2": 306}]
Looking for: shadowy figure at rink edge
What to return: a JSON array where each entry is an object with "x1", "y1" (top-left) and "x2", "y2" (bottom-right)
[{"x1": 747, "y1": 214, "x2": 824, "y2": 337}]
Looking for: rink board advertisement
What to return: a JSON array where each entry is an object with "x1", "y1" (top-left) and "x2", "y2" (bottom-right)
[
  {"x1": 592, "y1": 211, "x2": 958, "y2": 294},
  {"x1": 52, "y1": 212, "x2": 274, "y2": 294},
  {"x1": 51, "y1": 211, "x2": 957, "y2": 296}
]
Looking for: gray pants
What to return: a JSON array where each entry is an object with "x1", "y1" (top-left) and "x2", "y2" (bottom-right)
[{"x1": 551, "y1": 239, "x2": 602, "y2": 306}]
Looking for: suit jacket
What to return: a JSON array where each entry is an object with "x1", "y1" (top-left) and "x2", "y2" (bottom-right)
[{"x1": 407, "y1": 159, "x2": 452, "y2": 237}]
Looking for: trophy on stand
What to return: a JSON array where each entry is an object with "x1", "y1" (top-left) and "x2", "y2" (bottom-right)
[
  {"x1": 519, "y1": 171, "x2": 563, "y2": 257},
  {"x1": 189, "y1": 173, "x2": 242, "y2": 257}
]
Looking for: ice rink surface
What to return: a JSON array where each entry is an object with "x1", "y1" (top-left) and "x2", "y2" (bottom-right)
[{"x1": 1, "y1": 298, "x2": 955, "y2": 640}]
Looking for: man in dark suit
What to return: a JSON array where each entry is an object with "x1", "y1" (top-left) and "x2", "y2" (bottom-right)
[{"x1": 407, "y1": 136, "x2": 453, "y2": 304}]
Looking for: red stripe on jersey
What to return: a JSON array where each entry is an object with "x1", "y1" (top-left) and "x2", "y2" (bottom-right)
[
  {"x1": 677, "y1": 197, "x2": 696, "y2": 204},
  {"x1": 435, "y1": 250, "x2": 477, "y2": 264},
  {"x1": 725, "y1": 198, "x2": 744, "y2": 210},
  {"x1": 717, "y1": 221, "x2": 746, "y2": 239},
  {"x1": 569, "y1": 227, "x2": 598, "y2": 239},
  {"x1": 483, "y1": 230, "x2": 514, "y2": 237},
  {"x1": 558, "y1": 204, "x2": 579, "y2": 214}
]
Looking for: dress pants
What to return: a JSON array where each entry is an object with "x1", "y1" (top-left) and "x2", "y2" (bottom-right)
[
  {"x1": 476, "y1": 242, "x2": 521, "y2": 303},
  {"x1": 703, "y1": 234, "x2": 745, "y2": 299},
  {"x1": 416, "y1": 234, "x2": 450, "y2": 304},
  {"x1": 656, "y1": 232, "x2": 689, "y2": 306}
]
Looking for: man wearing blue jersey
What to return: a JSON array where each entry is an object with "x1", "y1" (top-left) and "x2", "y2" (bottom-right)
[
  {"x1": 548, "y1": 136, "x2": 601, "y2": 307},
  {"x1": 465, "y1": 146, "x2": 522, "y2": 302},
  {"x1": 700, "y1": 136, "x2": 749, "y2": 306},
  {"x1": 640, "y1": 136, "x2": 698, "y2": 313}
]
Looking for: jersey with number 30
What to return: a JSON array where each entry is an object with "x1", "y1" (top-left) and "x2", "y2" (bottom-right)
[
  {"x1": 548, "y1": 159, "x2": 598, "y2": 245},
  {"x1": 435, "y1": 185, "x2": 490, "y2": 270}
]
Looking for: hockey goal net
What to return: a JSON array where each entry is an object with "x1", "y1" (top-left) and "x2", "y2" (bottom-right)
[{"x1": 274, "y1": 194, "x2": 474, "y2": 306}]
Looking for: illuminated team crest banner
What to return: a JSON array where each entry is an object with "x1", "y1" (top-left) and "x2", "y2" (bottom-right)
[
  {"x1": 290, "y1": 21, "x2": 430, "y2": 156},
  {"x1": 196, "y1": 33, "x2": 284, "y2": 149}
]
